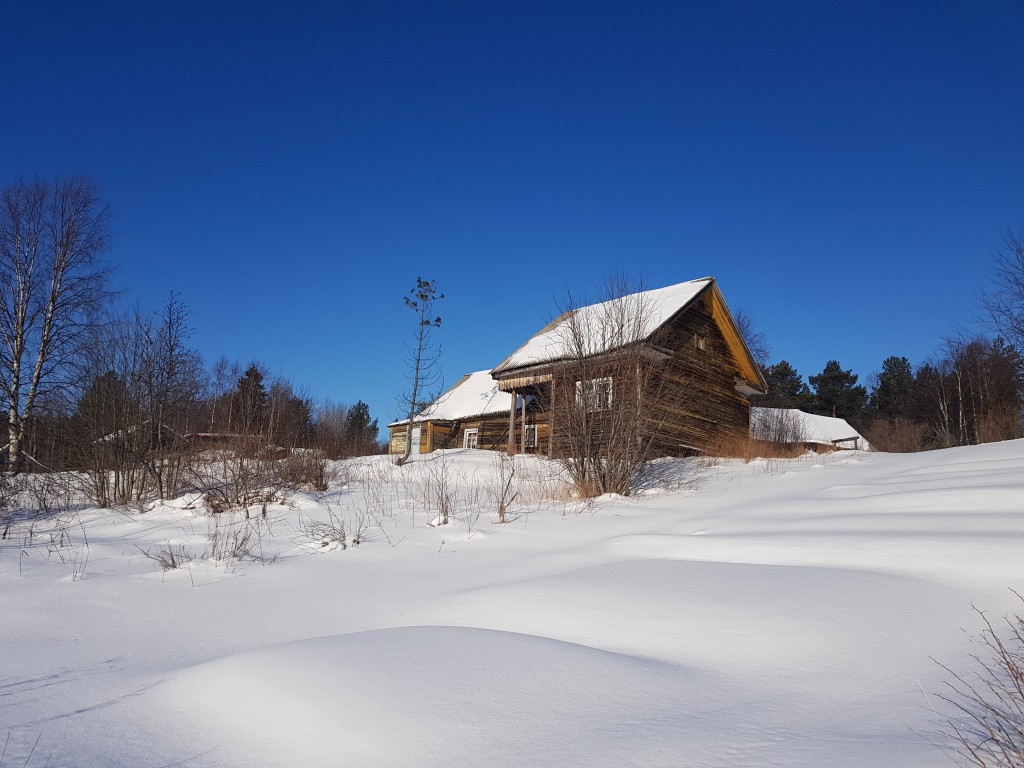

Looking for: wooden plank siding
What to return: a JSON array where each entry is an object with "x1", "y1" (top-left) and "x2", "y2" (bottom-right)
[
  {"x1": 392, "y1": 279, "x2": 761, "y2": 459},
  {"x1": 388, "y1": 413, "x2": 522, "y2": 454},
  {"x1": 641, "y1": 289, "x2": 753, "y2": 450},
  {"x1": 495, "y1": 288, "x2": 756, "y2": 458}
]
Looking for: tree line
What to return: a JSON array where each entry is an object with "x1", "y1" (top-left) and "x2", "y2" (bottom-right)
[
  {"x1": 755, "y1": 341, "x2": 1022, "y2": 452},
  {"x1": 0, "y1": 175, "x2": 383, "y2": 489},
  {"x1": 741, "y1": 226, "x2": 1024, "y2": 452}
]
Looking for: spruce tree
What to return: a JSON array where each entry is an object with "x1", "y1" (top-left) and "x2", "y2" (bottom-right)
[
  {"x1": 232, "y1": 364, "x2": 267, "y2": 435},
  {"x1": 760, "y1": 361, "x2": 813, "y2": 409},
  {"x1": 871, "y1": 356, "x2": 914, "y2": 419},
  {"x1": 809, "y1": 360, "x2": 867, "y2": 421}
]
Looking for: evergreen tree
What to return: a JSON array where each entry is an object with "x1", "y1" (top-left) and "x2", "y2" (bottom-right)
[
  {"x1": 759, "y1": 361, "x2": 813, "y2": 409},
  {"x1": 74, "y1": 371, "x2": 133, "y2": 441},
  {"x1": 809, "y1": 360, "x2": 867, "y2": 421},
  {"x1": 343, "y1": 400, "x2": 379, "y2": 456},
  {"x1": 267, "y1": 380, "x2": 313, "y2": 447},
  {"x1": 398, "y1": 277, "x2": 443, "y2": 465},
  {"x1": 231, "y1": 364, "x2": 267, "y2": 434},
  {"x1": 870, "y1": 356, "x2": 914, "y2": 419}
]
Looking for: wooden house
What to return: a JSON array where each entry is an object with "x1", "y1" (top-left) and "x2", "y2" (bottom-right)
[
  {"x1": 490, "y1": 277, "x2": 767, "y2": 457},
  {"x1": 388, "y1": 370, "x2": 513, "y2": 456}
]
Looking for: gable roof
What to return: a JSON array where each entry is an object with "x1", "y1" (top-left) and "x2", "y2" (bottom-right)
[
  {"x1": 492, "y1": 278, "x2": 710, "y2": 373},
  {"x1": 390, "y1": 370, "x2": 508, "y2": 426},
  {"x1": 491, "y1": 276, "x2": 766, "y2": 392}
]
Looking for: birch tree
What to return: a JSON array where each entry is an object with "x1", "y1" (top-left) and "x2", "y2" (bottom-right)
[{"x1": 0, "y1": 176, "x2": 110, "y2": 468}]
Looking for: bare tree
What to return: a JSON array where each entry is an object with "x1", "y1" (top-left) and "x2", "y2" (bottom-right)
[
  {"x1": 915, "y1": 337, "x2": 1022, "y2": 448},
  {"x1": 70, "y1": 296, "x2": 204, "y2": 505},
  {"x1": 0, "y1": 176, "x2": 110, "y2": 468},
  {"x1": 205, "y1": 355, "x2": 242, "y2": 432},
  {"x1": 397, "y1": 277, "x2": 443, "y2": 465},
  {"x1": 983, "y1": 230, "x2": 1024, "y2": 354},
  {"x1": 265, "y1": 377, "x2": 313, "y2": 449},
  {"x1": 735, "y1": 308, "x2": 771, "y2": 370},
  {"x1": 312, "y1": 399, "x2": 349, "y2": 458},
  {"x1": 750, "y1": 407, "x2": 808, "y2": 445},
  {"x1": 135, "y1": 294, "x2": 205, "y2": 498},
  {"x1": 546, "y1": 276, "x2": 676, "y2": 497}
]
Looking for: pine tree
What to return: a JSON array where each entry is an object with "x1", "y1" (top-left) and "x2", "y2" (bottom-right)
[
  {"x1": 809, "y1": 360, "x2": 867, "y2": 421},
  {"x1": 398, "y1": 277, "x2": 443, "y2": 465},
  {"x1": 760, "y1": 361, "x2": 813, "y2": 409},
  {"x1": 871, "y1": 356, "x2": 914, "y2": 419},
  {"x1": 343, "y1": 400, "x2": 379, "y2": 456}
]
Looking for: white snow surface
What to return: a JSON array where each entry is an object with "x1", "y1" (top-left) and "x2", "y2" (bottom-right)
[
  {"x1": 493, "y1": 277, "x2": 712, "y2": 371},
  {"x1": 391, "y1": 369, "x2": 506, "y2": 425},
  {"x1": 752, "y1": 406, "x2": 870, "y2": 448},
  {"x1": 3, "y1": 440, "x2": 1024, "y2": 767}
]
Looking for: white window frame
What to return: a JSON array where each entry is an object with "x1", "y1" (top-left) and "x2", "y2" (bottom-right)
[
  {"x1": 463, "y1": 428, "x2": 479, "y2": 449},
  {"x1": 523, "y1": 423, "x2": 537, "y2": 449},
  {"x1": 575, "y1": 376, "x2": 613, "y2": 412}
]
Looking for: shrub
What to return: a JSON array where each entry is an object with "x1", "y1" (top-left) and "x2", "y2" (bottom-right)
[
  {"x1": 702, "y1": 433, "x2": 806, "y2": 463},
  {"x1": 750, "y1": 408, "x2": 808, "y2": 445},
  {"x1": 937, "y1": 596, "x2": 1024, "y2": 767},
  {"x1": 274, "y1": 449, "x2": 336, "y2": 492},
  {"x1": 863, "y1": 419, "x2": 931, "y2": 453}
]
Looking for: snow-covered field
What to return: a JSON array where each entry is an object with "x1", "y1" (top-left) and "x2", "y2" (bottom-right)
[{"x1": 2, "y1": 441, "x2": 1023, "y2": 767}]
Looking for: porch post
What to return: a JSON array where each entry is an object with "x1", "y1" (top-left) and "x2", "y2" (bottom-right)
[
  {"x1": 548, "y1": 377, "x2": 554, "y2": 458},
  {"x1": 520, "y1": 395, "x2": 527, "y2": 453},
  {"x1": 507, "y1": 391, "x2": 517, "y2": 456}
]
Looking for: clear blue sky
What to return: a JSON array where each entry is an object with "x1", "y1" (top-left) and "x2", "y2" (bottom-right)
[{"x1": 3, "y1": 1, "x2": 1023, "y2": 425}]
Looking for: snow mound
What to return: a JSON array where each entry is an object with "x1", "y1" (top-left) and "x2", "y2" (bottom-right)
[{"x1": 150, "y1": 626, "x2": 714, "y2": 767}]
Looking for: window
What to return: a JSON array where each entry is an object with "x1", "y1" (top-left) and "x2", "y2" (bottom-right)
[
  {"x1": 463, "y1": 428, "x2": 479, "y2": 449},
  {"x1": 575, "y1": 376, "x2": 613, "y2": 411},
  {"x1": 694, "y1": 334, "x2": 707, "y2": 352},
  {"x1": 523, "y1": 423, "x2": 537, "y2": 448}
]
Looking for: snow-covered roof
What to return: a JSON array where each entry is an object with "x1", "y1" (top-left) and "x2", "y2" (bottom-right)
[
  {"x1": 492, "y1": 277, "x2": 714, "y2": 373},
  {"x1": 391, "y1": 370, "x2": 508, "y2": 426},
  {"x1": 751, "y1": 408, "x2": 870, "y2": 450}
]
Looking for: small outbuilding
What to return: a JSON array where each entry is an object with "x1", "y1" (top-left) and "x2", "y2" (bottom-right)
[
  {"x1": 388, "y1": 370, "x2": 512, "y2": 456},
  {"x1": 751, "y1": 407, "x2": 870, "y2": 451}
]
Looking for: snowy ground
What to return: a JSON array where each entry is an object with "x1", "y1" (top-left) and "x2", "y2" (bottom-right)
[{"x1": 2, "y1": 442, "x2": 1023, "y2": 767}]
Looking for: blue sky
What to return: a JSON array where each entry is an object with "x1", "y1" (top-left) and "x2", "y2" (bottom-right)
[{"x1": 3, "y1": 1, "x2": 1023, "y2": 425}]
